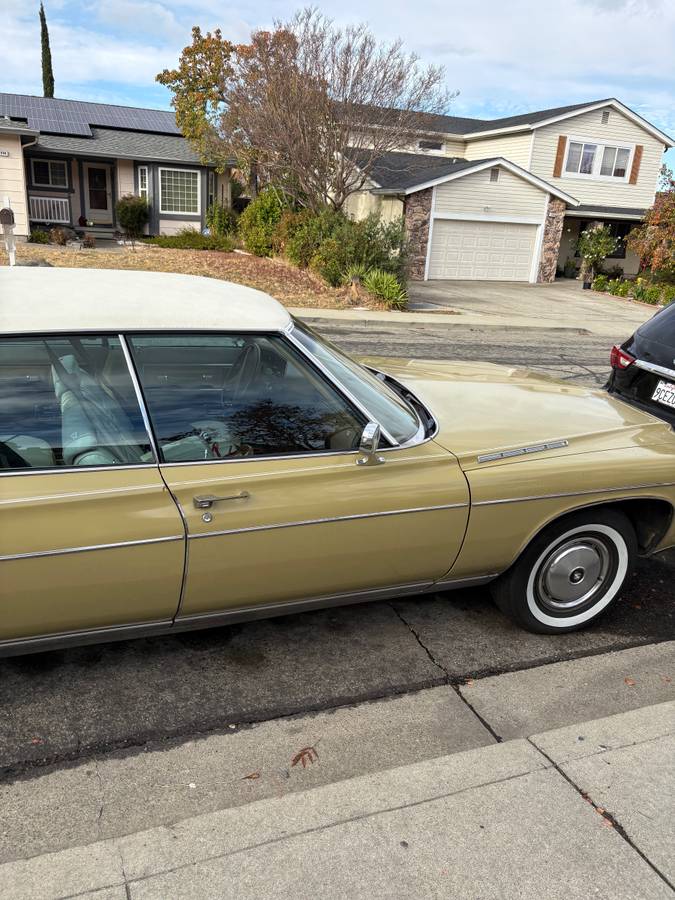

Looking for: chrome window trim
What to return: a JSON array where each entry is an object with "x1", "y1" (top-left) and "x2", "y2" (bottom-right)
[
  {"x1": 0, "y1": 534, "x2": 184, "y2": 563},
  {"x1": 118, "y1": 332, "x2": 161, "y2": 462},
  {"x1": 187, "y1": 502, "x2": 469, "y2": 541},
  {"x1": 284, "y1": 324, "x2": 399, "y2": 446},
  {"x1": 0, "y1": 463, "x2": 159, "y2": 477},
  {"x1": 474, "y1": 481, "x2": 675, "y2": 507},
  {"x1": 635, "y1": 358, "x2": 675, "y2": 381}
]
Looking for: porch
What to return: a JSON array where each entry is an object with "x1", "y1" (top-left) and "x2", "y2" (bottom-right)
[{"x1": 557, "y1": 210, "x2": 644, "y2": 278}]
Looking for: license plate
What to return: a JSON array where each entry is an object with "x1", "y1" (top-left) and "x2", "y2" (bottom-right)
[{"x1": 652, "y1": 379, "x2": 675, "y2": 409}]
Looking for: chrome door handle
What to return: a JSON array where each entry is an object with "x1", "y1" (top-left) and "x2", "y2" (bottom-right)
[{"x1": 193, "y1": 491, "x2": 250, "y2": 509}]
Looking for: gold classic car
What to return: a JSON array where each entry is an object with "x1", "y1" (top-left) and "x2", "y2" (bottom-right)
[{"x1": 1, "y1": 268, "x2": 674, "y2": 655}]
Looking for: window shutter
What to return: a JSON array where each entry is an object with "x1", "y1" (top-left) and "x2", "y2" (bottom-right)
[
  {"x1": 629, "y1": 145, "x2": 643, "y2": 184},
  {"x1": 553, "y1": 136, "x2": 567, "y2": 177}
]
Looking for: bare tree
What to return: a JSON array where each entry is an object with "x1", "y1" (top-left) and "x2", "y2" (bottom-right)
[{"x1": 158, "y1": 10, "x2": 453, "y2": 211}]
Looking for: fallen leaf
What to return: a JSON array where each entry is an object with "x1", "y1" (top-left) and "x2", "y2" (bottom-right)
[
  {"x1": 30, "y1": 738, "x2": 43, "y2": 745},
  {"x1": 242, "y1": 772, "x2": 261, "y2": 781},
  {"x1": 660, "y1": 676, "x2": 672, "y2": 685},
  {"x1": 624, "y1": 677, "x2": 637, "y2": 686},
  {"x1": 291, "y1": 745, "x2": 319, "y2": 768}
]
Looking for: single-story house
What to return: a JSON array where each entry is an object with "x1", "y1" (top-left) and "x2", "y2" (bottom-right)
[{"x1": 0, "y1": 93, "x2": 231, "y2": 241}]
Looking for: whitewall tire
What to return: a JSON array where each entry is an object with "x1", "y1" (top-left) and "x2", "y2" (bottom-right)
[{"x1": 491, "y1": 509, "x2": 637, "y2": 634}]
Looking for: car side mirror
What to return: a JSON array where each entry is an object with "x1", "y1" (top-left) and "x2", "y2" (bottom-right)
[{"x1": 357, "y1": 422, "x2": 386, "y2": 466}]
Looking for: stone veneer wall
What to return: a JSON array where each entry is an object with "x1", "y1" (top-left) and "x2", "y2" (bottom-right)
[
  {"x1": 404, "y1": 188, "x2": 433, "y2": 280},
  {"x1": 537, "y1": 197, "x2": 567, "y2": 283}
]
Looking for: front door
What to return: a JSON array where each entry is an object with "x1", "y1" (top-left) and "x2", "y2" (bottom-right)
[
  {"x1": 83, "y1": 163, "x2": 113, "y2": 225},
  {"x1": 0, "y1": 334, "x2": 185, "y2": 646},
  {"x1": 127, "y1": 332, "x2": 470, "y2": 622}
]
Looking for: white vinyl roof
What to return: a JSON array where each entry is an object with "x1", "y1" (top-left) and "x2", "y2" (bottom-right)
[{"x1": 0, "y1": 268, "x2": 292, "y2": 335}]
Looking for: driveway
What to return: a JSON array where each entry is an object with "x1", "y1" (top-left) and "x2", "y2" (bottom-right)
[{"x1": 408, "y1": 278, "x2": 654, "y2": 337}]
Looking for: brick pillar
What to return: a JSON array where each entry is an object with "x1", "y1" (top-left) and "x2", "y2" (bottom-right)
[
  {"x1": 404, "y1": 188, "x2": 433, "y2": 281},
  {"x1": 537, "y1": 197, "x2": 567, "y2": 283}
]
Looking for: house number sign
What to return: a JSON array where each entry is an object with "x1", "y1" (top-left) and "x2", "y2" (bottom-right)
[{"x1": 0, "y1": 150, "x2": 10, "y2": 157}]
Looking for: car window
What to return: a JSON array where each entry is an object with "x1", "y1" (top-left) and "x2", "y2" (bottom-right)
[
  {"x1": 290, "y1": 321, "x2": 420, "y2": 445},
  {"x1": 127, "y1": 334, "x2": 364, "y2": 462},
  {"x1": 638, "y1": 306, "x2": 675, "y2": 344},
  {"x1": 0, "y1": 336, "x2": 154, "y2": 471}
]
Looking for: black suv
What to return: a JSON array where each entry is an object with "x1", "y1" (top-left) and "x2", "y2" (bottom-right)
[{"x1": 608, "y1": 302, "x2": 675, "y2": 427}]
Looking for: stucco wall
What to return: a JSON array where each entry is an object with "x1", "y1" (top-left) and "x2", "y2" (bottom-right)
[
  {"x1": 530, "y1": 106, "x2": 665, "y2": 208},
  {"x1": 434, "y1": 166, "x2": 548, "y2": 219},
  {"x1": 158, "y1": 218, "x2": 202, "y2": 236},
  {"x1": 343, "y1": 190, "x2": 404, "y2": 224},
  {"x1": 0, "y1": 134, "x2": 29, "y2": 237}
]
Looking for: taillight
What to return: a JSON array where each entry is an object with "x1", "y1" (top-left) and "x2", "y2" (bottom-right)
[{"x1": 610, "y1": 345, "x2": 636, "y2": 369}]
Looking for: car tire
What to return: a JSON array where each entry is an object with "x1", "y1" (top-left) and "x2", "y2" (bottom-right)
[{"x1": 491, "y1": 508, "x2": 637, "y2": 634}]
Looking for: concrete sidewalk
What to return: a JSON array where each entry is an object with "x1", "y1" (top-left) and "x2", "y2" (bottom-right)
[
  {"x1": 2, "y1": 702, "x2": 673, "y2": 899},
  {"x1": 1, "y1": 643, "x2": 673, "y2": 900}
]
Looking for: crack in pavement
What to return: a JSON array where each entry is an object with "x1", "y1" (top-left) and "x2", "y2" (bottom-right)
[{"x1": 527, "y1": 739, "x2": 675, "y2": 894}]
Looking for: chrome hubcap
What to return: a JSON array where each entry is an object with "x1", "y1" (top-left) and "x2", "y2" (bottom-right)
[{"x1": 536, "y1": 537, "x2": 612, "y2": 611}]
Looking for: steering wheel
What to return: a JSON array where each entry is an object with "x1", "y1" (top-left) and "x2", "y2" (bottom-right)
[{"x1": 226, "y1": 343, "x2": 262, "y2": 400}]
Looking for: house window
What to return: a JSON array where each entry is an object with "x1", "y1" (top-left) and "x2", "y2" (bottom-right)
[
  {"x1": 418, "y1": 139, "x2": 444, "y2": 151},
  {"x1": 138, "y1": 166, "x2": 149, "y2": 200},
  {"x1": 208, "y1": 171, "x2": 216, "y2": 208},
  {"x1": 31, "y1": 158, "x2": 68, "y2": 188},
  {"x1": 564, "y1": 140, "x2": 632, "y2": 180},
  {"x1": 159, "y1": 168, "x2": 200, "y2": 214},
  {"x1": 600, "y1": 146, "x2": 630, "y2": 178},
  {"x1": 489, "y1": 167, "x2": 500, "y2": 183}
]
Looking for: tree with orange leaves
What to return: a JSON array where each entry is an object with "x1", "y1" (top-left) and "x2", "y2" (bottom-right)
[{"x1": 627, "y1": 166, "x2": 675, "y2": 278}]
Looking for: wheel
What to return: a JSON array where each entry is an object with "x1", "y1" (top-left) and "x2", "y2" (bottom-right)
[{"x1": 491, "y1": 508, "x2": 637, "y2": 634}]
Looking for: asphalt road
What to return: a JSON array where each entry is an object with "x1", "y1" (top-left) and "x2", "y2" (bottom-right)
[{"x1": 1, "y1": 318, "x2": 673, "y2": 779}]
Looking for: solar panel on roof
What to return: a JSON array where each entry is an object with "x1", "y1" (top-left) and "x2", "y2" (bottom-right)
[{"x1": 0, "y1": 93, "x2": 180, "y2": 137}]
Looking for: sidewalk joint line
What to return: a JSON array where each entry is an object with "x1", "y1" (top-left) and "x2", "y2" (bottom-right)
[
  {"x1": 125, "y1": 767, "x2": 541, "y2": 887},
  {"x1": 527, "y1": 738, "x2": 675, "y2": 893}
]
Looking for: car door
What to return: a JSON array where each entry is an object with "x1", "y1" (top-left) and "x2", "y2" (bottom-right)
[
  {"x1": 127, "y1": 331, "x2": 470, "y2": 622},
  {"x1": 0, "y1": 334, "x2": 185, "y2": 647}
]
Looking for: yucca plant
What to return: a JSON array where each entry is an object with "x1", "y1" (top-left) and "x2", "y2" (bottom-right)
[{"x1": 362, "y1": 268, "x2": 408, "y2": 310}]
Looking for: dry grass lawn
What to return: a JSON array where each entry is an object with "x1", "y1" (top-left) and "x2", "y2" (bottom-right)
[{"x1": 0, "y1": 243, "x2": 363, "y2": 309}]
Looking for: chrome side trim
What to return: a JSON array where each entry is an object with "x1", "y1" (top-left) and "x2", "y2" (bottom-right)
[
  {"x1": 0, "y1": 572, "x2": 500, "y2": 657},
  {"x1": 118, "y1": 333, "x2": 160, "y2": 462},
  {"x1": 477, "y1": 439, "x2": 569, "y2": 464},
  {"x1": 433, "y1": 574, "x2": 499, "y2": 590},
  {"x1": 635, "y1": 358, "x2": 675, "y2": 381},
  {"x1": 284, "y1": 325, "x2": 399, "y2": 447},
  {"x1": 0, "y1": 534, "x2": 184, "y2": 563},
  {"x1": 474, "y1": 481, "x2": 675, "y2": 508},
  {"x1": 187, "y1": 503, "x2": 469, "y2": 540}
]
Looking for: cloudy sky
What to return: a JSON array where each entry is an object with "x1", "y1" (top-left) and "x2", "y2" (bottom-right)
[{"x1": 2, "y1": 0, "x2": 673, "y2": 166}]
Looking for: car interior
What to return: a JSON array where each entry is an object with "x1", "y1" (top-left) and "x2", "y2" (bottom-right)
[{"x1": 0, "y1": 334, "x2": 363, "y2": 470}]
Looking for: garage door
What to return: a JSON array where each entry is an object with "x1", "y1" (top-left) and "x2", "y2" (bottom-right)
[{"x1": 428, "y1": 219, "x2": 537, "y2": 281}]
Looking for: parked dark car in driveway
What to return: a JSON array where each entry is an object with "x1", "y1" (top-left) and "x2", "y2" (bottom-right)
[{"x1": 608, "y1": 302, "x2": 675, "y2": 428}]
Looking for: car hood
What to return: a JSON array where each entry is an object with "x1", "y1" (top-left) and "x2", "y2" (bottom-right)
[{"x1": 361, "y1": 357, "x2": 675, "y2": 470}]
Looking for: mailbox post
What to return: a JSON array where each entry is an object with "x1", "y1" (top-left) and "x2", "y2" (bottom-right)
[{"x1": 1, "y1": 199, "x2": 16, "y2": 267}]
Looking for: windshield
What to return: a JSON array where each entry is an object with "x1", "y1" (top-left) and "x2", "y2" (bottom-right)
[{"x1": 290, "y1": 320, "x2": 420, "y2": 445}]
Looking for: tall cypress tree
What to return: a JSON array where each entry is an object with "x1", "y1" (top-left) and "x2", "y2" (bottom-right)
[{"x1": 39, "y1": 3, "x2": 55, "y2": 98}]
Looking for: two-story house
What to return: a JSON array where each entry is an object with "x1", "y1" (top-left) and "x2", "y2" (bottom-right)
[
  {"x1": 344, "y1": 98, "x2": 673, "y2": 282},
  {"x1": 0, "y1": 93, "x2": 232, "y2": 243},
  {"x1": 0, "y1": 93, "x2": 671, "y2": 284}
]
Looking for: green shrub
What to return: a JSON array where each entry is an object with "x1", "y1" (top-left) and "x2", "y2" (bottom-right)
[
  {"x1": 115, "y1": 194, "x2": 149, "y2": 243},
  {"x1": 342, "y1": 263, "x2": 369, "y2": 285},
  {"x1": 29, "y1": 229, "x2": 50, "y2": 244},
  {"x1": 362, "y1": 268, "x2": 408, "y2": 310},
  {"x1": 607, "y1": 278, "x2": 631, "y2": 297},
  {"x1": 309, "y1": 238, "x2": 345, "y2": 287},
  {"x1": 660, "y1": 284, "x2": 675, "y2": 305},
  {"x1": 591, "y1": 274, "x2": 609, "y2": 292},
  {"x1": 238, "y1": 187, "x2": 287, "y2": 256},
  {"x1": 206, "y1": 202, "x2": 238, "y2": 236},
  {"x1": 284, "y1": 208, "x2": 343, "y2": 267},
  {"x1": 144, "y1": 228, "x2": 234, "y2": 251}
]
